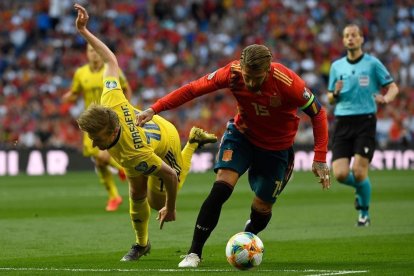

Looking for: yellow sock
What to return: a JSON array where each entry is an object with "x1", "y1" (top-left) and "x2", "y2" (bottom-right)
[
  {"x1": 178, "y1": 142, "x2": 197, "y2": 190},
  {"x1": 130, "y1": 197, "x2": 150, "y2": 246},
  {"x1": 96, "y1": 166, "x2": 120, "y2": 199},
  {"x1": 108, "y1": 157, "x2": 123, "y2": 170}
]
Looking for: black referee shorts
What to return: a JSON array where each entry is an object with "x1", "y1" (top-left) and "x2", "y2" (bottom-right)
[{"x1": 331, "y1": 114, "x2": 376, "y2": 162}]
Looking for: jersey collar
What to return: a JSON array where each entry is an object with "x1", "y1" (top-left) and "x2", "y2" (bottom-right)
[
  {"x1": 346, "y1": 53, "x2": 364, "y2": 64},
  {"x1": 106, "y1": 127, "x2": 121, "y2": 150}
]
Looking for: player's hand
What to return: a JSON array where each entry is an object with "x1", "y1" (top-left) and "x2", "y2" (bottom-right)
[
  {"x1": 74, "y1": 4, "x2": 89, "y2": 32},
  {"x1": 312, "y1": 161, "x2": 331, "y2": 190},
  {"x1": 136, "y1": 108, "x2": 155, "y2": 127},
  {"x1": 156, "y1": 206, "x2": 176, "y2": 229}
]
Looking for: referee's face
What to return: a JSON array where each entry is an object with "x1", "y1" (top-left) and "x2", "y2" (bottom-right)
[{"x1": 343, "y1": 26, "x2": 363, "y2": 52}]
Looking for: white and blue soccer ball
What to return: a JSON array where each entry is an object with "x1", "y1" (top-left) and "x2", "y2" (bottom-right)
[{"x1": 225, "y1": 232, "x2": 264, "y2": 270}]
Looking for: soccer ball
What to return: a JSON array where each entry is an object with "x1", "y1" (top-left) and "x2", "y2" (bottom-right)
[{"x1": 225, "y1": 232, "x2": 264, "y2": 270}]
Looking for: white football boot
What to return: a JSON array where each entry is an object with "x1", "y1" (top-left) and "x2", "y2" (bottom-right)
[{"x1": 178, "y1": 253, "x2": 201, "y2": 268}]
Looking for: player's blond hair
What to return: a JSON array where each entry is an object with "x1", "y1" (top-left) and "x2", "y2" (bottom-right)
[
  {"x1": 77, "y1": 104, "x2": 119, "y2": 136},
  {"x1": 240, "y1": 44, "x2": 272, "y2": 71}
]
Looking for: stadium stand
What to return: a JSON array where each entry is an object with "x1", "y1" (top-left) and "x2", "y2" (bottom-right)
[{"x1": 0, "y1": 0, "x2": 413, "y2": 150}]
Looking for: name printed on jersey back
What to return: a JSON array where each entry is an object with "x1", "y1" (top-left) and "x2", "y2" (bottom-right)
[{"x1": 121, "y1": 105, "x2": 143, "y2": 149}]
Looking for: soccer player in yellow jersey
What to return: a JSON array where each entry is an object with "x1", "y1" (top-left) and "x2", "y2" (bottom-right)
[
  {"x1": 63, "y1": 41, "x2": 132, "y2": 212},
  {"x1": 73, "y1": 4, "x2": 217, "y2": 262}
]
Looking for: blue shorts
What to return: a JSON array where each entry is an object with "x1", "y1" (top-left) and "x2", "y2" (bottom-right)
[{"x1": 214, "y1": 121, "x2": 294, "y2": 203}]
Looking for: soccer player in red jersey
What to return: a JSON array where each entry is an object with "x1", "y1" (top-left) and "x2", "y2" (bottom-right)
[{"x1": 137, "y1": 44, "x2": 330, "y2": 268}]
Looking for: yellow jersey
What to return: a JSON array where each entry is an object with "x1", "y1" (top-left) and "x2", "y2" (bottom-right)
[
  {"x1": 71, "y1": 64, "x2": 128, "y2": 107},
  {"x1": 101, "y1": 77, "x2": 183, "y2": 178}
]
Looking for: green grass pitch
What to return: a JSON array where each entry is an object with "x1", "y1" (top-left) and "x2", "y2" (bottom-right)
[{"x1": 0, "y1": 170, "x2": 413, "y2": 275}]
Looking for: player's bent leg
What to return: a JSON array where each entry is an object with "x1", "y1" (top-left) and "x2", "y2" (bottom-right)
[
  {"x1": 121, "y1": 176, "x2": 151, "y2": 261},
  {"x1": 179, "y1": 142, "x2": 197, "y2": 190},
  {"x1": 180, "y1": 179, "x2": 235, "y2": 267},
  {"x1": 95, "y1": 164, "x2": 122, "y2": 211},
  {"x1": 147, "y1": 176, "x2": 166, "y2": 211},
  {"x1": 178, "y1": 127, "x2": 217, "y2": 190},
  {"x1": 97, "y1": 150, "x2": 127, "y2": 182},
  {"x1": 245, "y1": 197, "x2": 273, "y2": 235},
  {"x1": 122, "y1": 197, "x2": 151, "y2": 261}
]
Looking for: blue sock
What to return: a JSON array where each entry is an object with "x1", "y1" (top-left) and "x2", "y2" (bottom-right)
[
  {"x1": 340, "y1": 172, "x2": 358, "y2": 188},
  {"x1": 356, "y1": 177, "x2": 371, "y2": 218}
]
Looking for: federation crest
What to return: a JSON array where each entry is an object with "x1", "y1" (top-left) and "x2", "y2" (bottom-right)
[
  {"x1": 222, "y1": 149, "x2": 233, "y2": 162},
  {"x1": 270, "y1": 95, "x2": 281, "y2": 107}
]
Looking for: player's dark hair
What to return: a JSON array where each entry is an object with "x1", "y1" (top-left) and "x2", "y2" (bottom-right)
[{"x1": 240, "y1": 44, "x2": 272, "y2": 71}]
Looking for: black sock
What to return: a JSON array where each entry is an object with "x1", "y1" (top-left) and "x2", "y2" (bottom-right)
[
  {"x1": 244, "y1": 207, "x2": 272, "y2": 235},
  {"x1": 189, "y1": 181, "x2": 233, "y2": 257}
]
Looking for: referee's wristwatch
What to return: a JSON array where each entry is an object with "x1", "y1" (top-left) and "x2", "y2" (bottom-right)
[{"x1": 333, "y1": 91, "x2": 340, "y2": 99}]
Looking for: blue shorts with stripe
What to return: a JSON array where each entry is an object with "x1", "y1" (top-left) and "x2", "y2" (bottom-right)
[{"x1": 214, "y1": 120, "x2": 294, "y2": 203}]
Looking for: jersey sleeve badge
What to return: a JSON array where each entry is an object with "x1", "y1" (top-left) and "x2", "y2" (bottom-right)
[{"x1": 105, "y1": 80, "x2": 118, "y2": 89}]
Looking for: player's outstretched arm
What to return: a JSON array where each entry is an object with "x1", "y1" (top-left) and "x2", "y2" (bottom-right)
[
  {"x1": 74, "y1": 4, "x2": 118, "y2": 79},
  {"x1": 136, "y1": 108, "x2": 155, "y2": 127}
]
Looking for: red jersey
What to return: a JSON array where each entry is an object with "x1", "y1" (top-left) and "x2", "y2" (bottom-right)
[{"x1": 151, "y1": 61, "x2": 328, "y2": 162}]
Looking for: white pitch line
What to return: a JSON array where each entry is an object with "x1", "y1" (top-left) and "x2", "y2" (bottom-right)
[
  {"x1": 307, "y1": 270, "x2": 368, "y2": 276},
  {"x1": 0, "y1": 267, "x2": 368, "y2": 274}
]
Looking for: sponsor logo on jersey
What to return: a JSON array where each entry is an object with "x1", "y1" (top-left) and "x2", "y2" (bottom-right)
[
  {"x1": 359, "y1": 75, "x2": 369, "y2": 86},
  {"x1": 105, "y1": 80, "x2": 118, "y2": 89}
]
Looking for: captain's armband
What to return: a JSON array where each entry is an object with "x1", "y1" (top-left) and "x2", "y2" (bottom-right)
[{"x1": 300, "y1": 94, "x2": 322, "y2": 117}]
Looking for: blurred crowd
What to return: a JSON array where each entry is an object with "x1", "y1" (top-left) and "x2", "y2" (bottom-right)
[{"x1": 1, "y1": 0, "x2": 413, "y2": 151}]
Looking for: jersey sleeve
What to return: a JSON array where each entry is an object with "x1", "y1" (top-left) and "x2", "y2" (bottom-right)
[
  {"x1": 123, "y1": 146, "x2": 163, "y2": 177},
  {"x1": 101, "y1": 77, "x2": 128, "y2": 108},
  {"x1": 275, "y1": 64, "x2": 309, "y2": 108},
  {"x1": 327, "y1": 63, "x2": 337, "y2": 92},
  {"x1": 374, "y1": 58, "x2": 393, "y2": 87},
  {"x1": 274, "y1": 64, "x2": 328, "y2": 162},
  {"x1": 151, "y1": 62, "x2": 233, "y2": 113}
]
